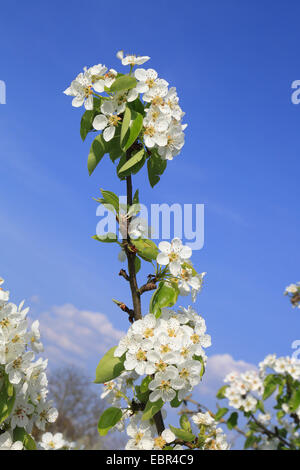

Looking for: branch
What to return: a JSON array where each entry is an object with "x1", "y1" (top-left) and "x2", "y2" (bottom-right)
[
  {"x1": 119, "y1": 269, "x2": 130, "y2": 282},
  {"x1": 250, "y1": 413, "x2": 294, "y2": 449},
  {"x1": 112, "y1": 299, "x2": 134, "y2": 323},
  {"x1": 139, "y1": 281, "x2": 157, "y2": 295}
]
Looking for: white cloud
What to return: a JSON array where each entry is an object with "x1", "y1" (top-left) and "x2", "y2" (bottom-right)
[
  {"x1": 38, "y1": 304, "x2": 125, "y2": 370},
  {"x1": 197, "y1": 353, "x2": 256, "y2": 397}
]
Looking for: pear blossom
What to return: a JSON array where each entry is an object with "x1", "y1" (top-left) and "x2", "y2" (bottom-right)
[
  {"x1": 93, "y1": 101, "x2": 122, "y2": 142},
  {"x1": 117, "y1": 50, "x2": 150, "y2": 66},
  {"x1": 153, "y1": 429, "x2": 176, "y2": 449},
  {"x1": 63, "y1": 71, "x2": 95, "y2": 110},
  {"x1": 157, "y1": 238, "x2": 192, "y2": 276},
  {"x1": 39, "y1": 432, "x2": 66, "y2": 450},
  {"x1": 125, "y1": 414, "x2": 154, "y2": 450},
  {"x1": 157, "y1": 123, "x2": 185, "y2": 160},
  {"x1": 128, "y1": 217, "x2": 151, "y2": 239}
]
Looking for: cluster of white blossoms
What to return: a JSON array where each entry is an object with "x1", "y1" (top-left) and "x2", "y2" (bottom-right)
[
  {"x1": 223, "y1": 354, "x2": 300, "y2": 449},
  {"x1": 156, "y1": 238, "x2": 206, "y2": 302},
  {"x1": 64, "y1": 50, "x2": 186, "y2": 160},
  {"x1": 125, "y1": 413, "x2": 180, "y2": 450},
  {"x1": 223, "y1": 369, "x2": 264, "y2": 412},
  {"x1": 191, "y1": 412, "x2": 229, "y2": 450},
  {"x1": 0, "y1": 277, "x2": 60, "y2": 450},
  {"x1": 285, "y1": 282, "x2": 300, "y2": 308},
  {"x1": 133, "y1": 66, "x2": 186, "y2": 161},
  {"x1": 101, "y1": 379, "x2": 182, "y2": 449},
  {"x1": 114, "y1": 306, "x2": 211, "y2": 403}
]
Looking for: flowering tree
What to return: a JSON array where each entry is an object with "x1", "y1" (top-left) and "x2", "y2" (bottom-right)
[
  {"x1": 181, "y1": 289, "x2": 300, "y2": 451},
  {"x1": 0, "y1": 277, "x2": 74, "y2": 450},
  {"x1": 62, "y1": 50, "x2": 229, "y2": 450}
]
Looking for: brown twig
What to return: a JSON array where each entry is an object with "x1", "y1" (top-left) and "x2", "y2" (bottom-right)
[
  {"x1": 119, "y1": 269, "x2": 130, "y2": 282},
  {"x1": 139, "y1": 281, "x2": 157, "y2": 295}
]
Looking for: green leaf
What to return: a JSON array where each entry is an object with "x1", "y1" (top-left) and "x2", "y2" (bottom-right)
[
  {"x1": 98, "y1": 407, "x2": 123, "y2": 436},
  {"x1": 147, "y1": 149, "x2": 167, "y2": 187},
  {"x1": 88, "y1": 134, "x2": 107, "y2": 175},
  {"x1": 134, "y1": 256, "x2": 141, "y2": 273},
  {"x1": 244, "y1": 433, "x2": 258, "y2": 449},
  {"x1": 289, "y1": 388, "x2": 300, "y2": 412},
  {"x1": 216, "y1": 385, "x2": 228, "y2": 399},
  {"x1": 92, "y1": 233, "x2": 118, "y2": 243},
  {"x1": 256, "y1": 400, "x2": 265, "y2": 413},
  {"x1": 110, "y1": 75, "x2": 137, "y2": 93},
  {"x1": 142, "y1": 398, "x2": 163, "y2": 421},
  {"x1": 0, "y1": 376, "x2": 16, "y2": 424},
  {"x1": 149, "y1": 281, "x2": 179, "y2": 318},
  {"x1": 120, "y1": 107, "x2": 143, "y2": 151},
  {"x1": 132, "y1": 238, "x2": 159, "y2": 262},
  {"x1": 100, "y1": 189, "x2": 120, "y2": 213},
  {"x1": 80, "y1": 110, "x2": 95, "y2": 141},
  {"x1": 140, "y1": 376, "x2": 152, "y2": 394},
  {"x1": 108, "y1": 127, "x2": 123, "y2": 162},
  {"x1": 180, "y1": 414, "x2": 192, "y2": 433},
  {"x1": 94, "y1": 346, "x2": 125, "y2": 384},
  {"x1": 215, "y1": 407, "x2": 228, "y2": 420},
  {"x1": 128, "y1": 98, "x2": 145, "y2": 115},
  {"x1": 263, "y1": 374, "x2": 279, "y2": 400},
  {"x1": 135, "y1": 385, "x2": 149, "y2": 404},
  {"x1": 80, "y1": 98, "x2": 101, "y2": 141},
  {"x1": 227, "y1": 411, "x2": 238, "y2": 430},
  {"x1": 13, "y1": 428, "x2": 36, "y2": 450},
  {"x1": 118, "y1": 149, "x2": 145, "y2": 177},
  {"x1": 169, "y1": 425, "x2": 195, "y2": 442},
  {"x1": 133, "y1": 189, "x2": 139, "y2": 205},
  {"x1": 170, "y1": 393, "x2": 182, "y2": 408}
]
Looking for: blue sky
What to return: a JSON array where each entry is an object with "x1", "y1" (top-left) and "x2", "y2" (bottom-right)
[{"x1": 1, "y1": 0, "x2": 300, "y2": 402}]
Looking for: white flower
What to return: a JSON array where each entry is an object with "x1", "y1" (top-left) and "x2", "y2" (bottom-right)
[
  {"x1": 6, "y1": 351, "x2": 35, "y2": 384},
  {"x1": 0, "y1": 432, "x2": 23, "y2": 450},
  {"x1": 285, "y1": 283, "x2": 299, "y2": 294},
  {"x1": 85, "y1": 63, "x2": 108, "y2": 92},
  {"x1": 143, "y1": 81, "x2": 169, "y2": 106},
  {"x1": 35, "y1": 400, "x2": 58, "y2": 431},
  {"x1": 164, "y1": 87, "x2": 184, "y2": 121},
  {"x1": 243, "y1": 395, "x2": 257, "y2": 412},
  {"x1": 124, "y1": 339, "x2": 156, "y2": 376},
  {"x1": 157, "y1": 123, "x2": 185, "y2": 160},
  {"x1": 63, "y1": 71, "x2": 94, "y2": 110},
  {"x1": 10, "y1": 398, "x2": 34, "y2": 429},
  {"x1": 27, "y1": 320, "x2": 43, "y2": 353},
  {"x1": 149, "y1": 366, "x2": 182, "y2": 402},
  {"x1": 39, "y1": 432, "x2": 66, "y2": 450},
  {"x1": 93, "y1": 101, "x2": 122, "y2": 142},
  {"x1": 153, "y1": 429, "x2": 175, "y2": 449},
  {"x1": 128, "y1": 217, "x2": 151, "y2": 239},
  {"x1": 178, "y1": 266, "x2": 202, "y2": 297},
  {"x1": 125, "y1": 415, "x2": 154, "y2": 450},
  {"x1": 143, "y1": 113, "x2": 170, "y2": 148},
  {"x1": 258, "y1": 412, "x2": 272, "y2": 424},
  {"x1": 157, "y1": 238, "x2": 192, "y2": 276},
  {"x1": 135, "y1": 68, "x2": 159, "y2": 93},
  {"x1": 117, "y1": 51, "x2": 150, "y2": 67},
  {"x1": 192, "y1": 411, "x2": 215, "y2": 427}
]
